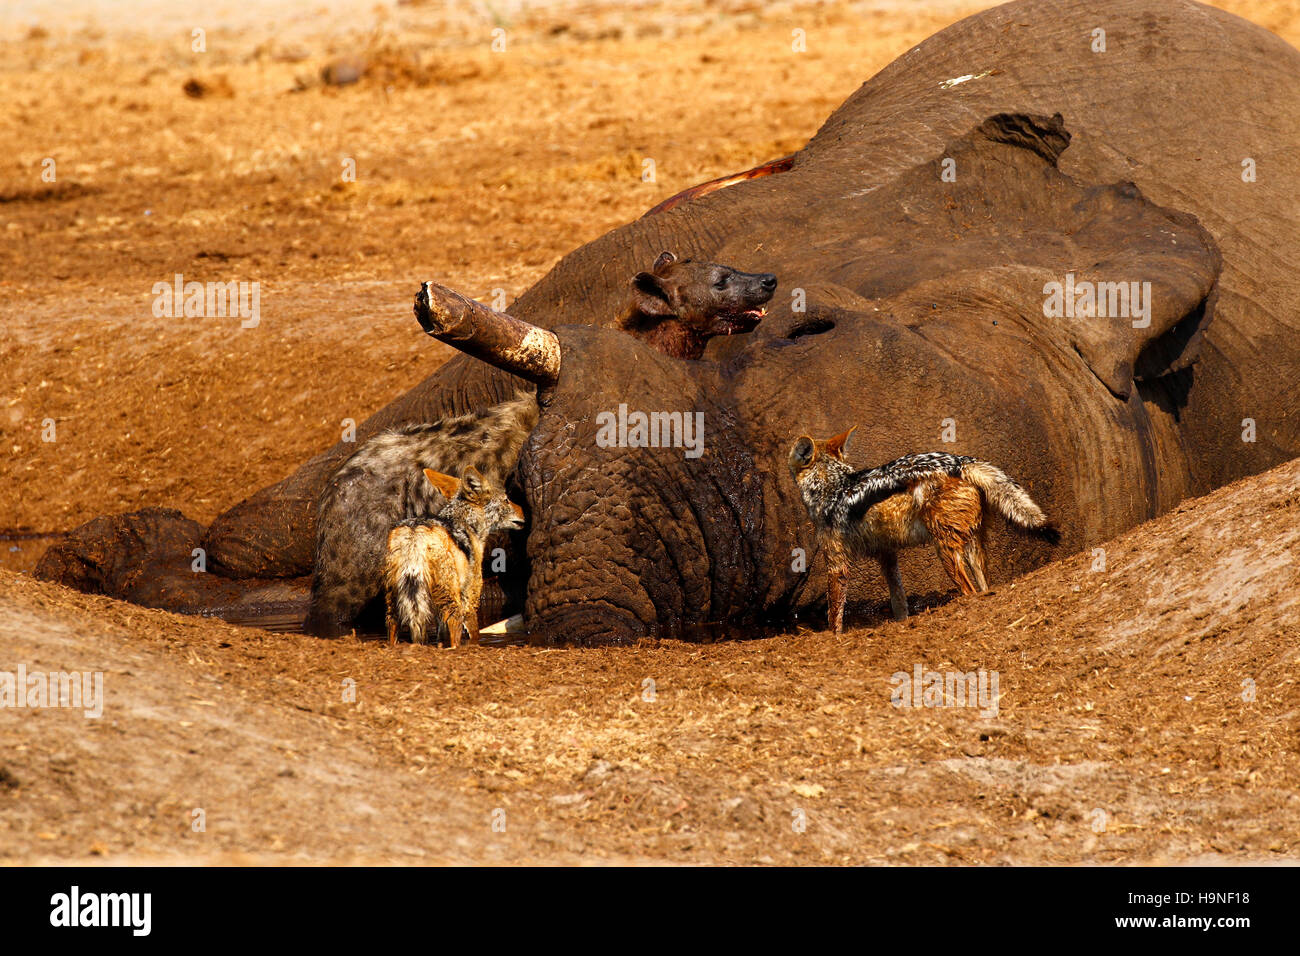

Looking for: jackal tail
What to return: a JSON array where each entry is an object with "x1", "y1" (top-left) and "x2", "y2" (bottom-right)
[
  {"x1": 395, "y1": 568, "x2": 435, "y2": 639},
  {"x1": 385, "y1": 529, "x2": 436, "y2": 641},
  {"x1": 960, "y1": 461, "x2": 1060, "y2": 544}
]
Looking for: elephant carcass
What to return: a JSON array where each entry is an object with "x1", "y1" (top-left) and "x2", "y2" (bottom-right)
[
  {"x1": 39, "y1": 0, "x2": 1300, "y2": 646},
  {"x1": 512, "y1": 111, "x2": 1220, "y2": 643}
]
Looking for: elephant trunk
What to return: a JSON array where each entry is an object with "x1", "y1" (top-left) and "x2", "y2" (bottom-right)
[{"x1": 513, "y1": 326, "x2": 768, "y2": 646}]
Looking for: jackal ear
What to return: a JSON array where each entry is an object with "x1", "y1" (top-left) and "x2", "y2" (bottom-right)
[
  {"x1": 459, "y1": 465, "x2": 486, "y2": 497},
  {"x1": 825, "y1": 425, "x2": 857, "y2": 460},
  {"x1": 422, "y1": 468, "x2": 460, "y2": 500},
  {"x1": 630, "y1": 271, "x2": 676, "y2": 317},
  {"x1": 789, "y1": 436, "x2": 816, "y2": 469},
  {"x1": 652, "y1": 251, "x2": 678, "y2": 274}
]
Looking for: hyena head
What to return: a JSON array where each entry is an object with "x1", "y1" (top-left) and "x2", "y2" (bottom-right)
[
  {"x1": 788, "y1": 426, "x2": 857, "y2": 518},
  {"x1": 424, "y1": 466, "x2": 525, "y2": 541},
  {"x1": 621, "y1": 251, "x2": 777, "y2": 358}
]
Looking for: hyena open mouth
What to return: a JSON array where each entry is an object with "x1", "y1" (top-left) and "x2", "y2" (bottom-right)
[{"x1": 716, "y1": 307, "x2": 767, "y2": 335}]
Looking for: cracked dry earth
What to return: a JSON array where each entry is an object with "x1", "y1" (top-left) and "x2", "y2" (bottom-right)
[{"x1": 1, "y1": 459, "x2": 1297, "y2": 865}]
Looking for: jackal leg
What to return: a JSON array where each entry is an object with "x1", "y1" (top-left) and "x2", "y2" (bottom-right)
[
  {"x1": 936, "y1": 538, "x2": 979, "y2": 595},
  {"x1": 409, "y1": 619, "x2": 429, "y2": 645},
  {"x1": 826, "y1": 558, "x2": 850, "y2": 634},
  {"x1": 461, "y1": 585, "x2": 482, "y2": 645},
  {"x1": 444, "y1": 608, "x2": 464, "y2": 648},
  {"x1": 879, "y1": 552, "x2": 908, "y2": 621},
  {"x1": 385, "y1": 592, "x2": 399, "y2": 647},
  {"x1": 963, "y1": 529, "x2": 989, "y2": 592}
]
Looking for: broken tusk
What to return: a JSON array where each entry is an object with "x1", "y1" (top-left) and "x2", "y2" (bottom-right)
[
  {"x1": 414, "y1": 281, "x2": 562, "y2": 387},
  {"x1": 480, "y1": 614, "x2": 524, "y2": 635}
]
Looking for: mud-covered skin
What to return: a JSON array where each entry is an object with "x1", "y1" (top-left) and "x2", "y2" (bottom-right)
[{"x1": 39, "y1": 0, "x2": 1300, "y2": 645}]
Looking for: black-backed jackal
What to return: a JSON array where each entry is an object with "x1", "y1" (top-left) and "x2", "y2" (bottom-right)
[
  {"x1": 306, "y1": 392, "x2": 537, "y2": 638},
  {"x1": 789, "y1": 427, "x2": 1059, "y2": 633},
  {"x1": 382, "y1": 467, "x2": 524, "y2": 647}
]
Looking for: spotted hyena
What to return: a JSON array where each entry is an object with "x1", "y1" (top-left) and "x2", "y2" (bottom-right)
[{"x1": 304, "y1": 393, "x2": 537, "y2": 637}]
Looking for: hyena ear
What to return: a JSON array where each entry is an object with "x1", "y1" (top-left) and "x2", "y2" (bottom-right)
[
  {"x1": 630, "y1": 271, "x2": 676, "y2": 317},
  {"x1": 422, "y1": 469, "x2": 460, "y2": 500},
  {"x1": 789, "y1": 435, "x2": 816, "y2": 470},
  {"x1": 459, "y1": 465, "x2": 486, "y2": 497},
  {"x1": 825, "y1": 425, "x2": 857, "y2": 460},
  {"x1": 652, "y1": 251, "x2": 678, "y2": 274}
]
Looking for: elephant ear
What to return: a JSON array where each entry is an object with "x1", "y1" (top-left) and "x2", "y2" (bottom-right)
[
  {"x1": 1000, "y1": 244, "x2": 1215, "y2": 400},
  {"x1": 1058, "y1": 259, "x2": 1216, "y2": 398},
  {"x1": 423, "y1": 469, "x2": 460, "y2": 500},
  {"x1": 783, "y1": 113, "x2": 1222, "y2": 401},
  {"x1": 837, "y1": 113, "x2": 1222, "y2": 402},
  {"x1": 629, "y1": 271, "x2": 676, "y2": 317},
  {"x1": 1028, "y1": 182, "x2": 1220, "y2": 399},
  {"x1": 884, "y1": 256, "x2": 1217, "y2": 402}
]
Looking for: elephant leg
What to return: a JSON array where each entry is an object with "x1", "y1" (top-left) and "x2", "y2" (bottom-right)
[
  {"x1": 879, "y1": 552, "x2": 908, "y2": 621},
  {"x1": 34, "y1": 508, "x2": 313, "y2": 625}
]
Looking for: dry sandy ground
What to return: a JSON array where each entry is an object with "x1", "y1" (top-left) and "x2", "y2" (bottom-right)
[
  {"x1": 2, "y1": 0, "x2": 1300, "y2": 864},
  {"x1": 2, "y1": 458, "x2": 1298, "y2": 865}
]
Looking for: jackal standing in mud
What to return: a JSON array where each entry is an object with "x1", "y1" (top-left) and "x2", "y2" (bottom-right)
[
  {"x1": 383, "y1": 467, "x2": 525, "y2": 647},
  {"x1": 789, "y1": 427, "x2": 1059, "y2": 632}
]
